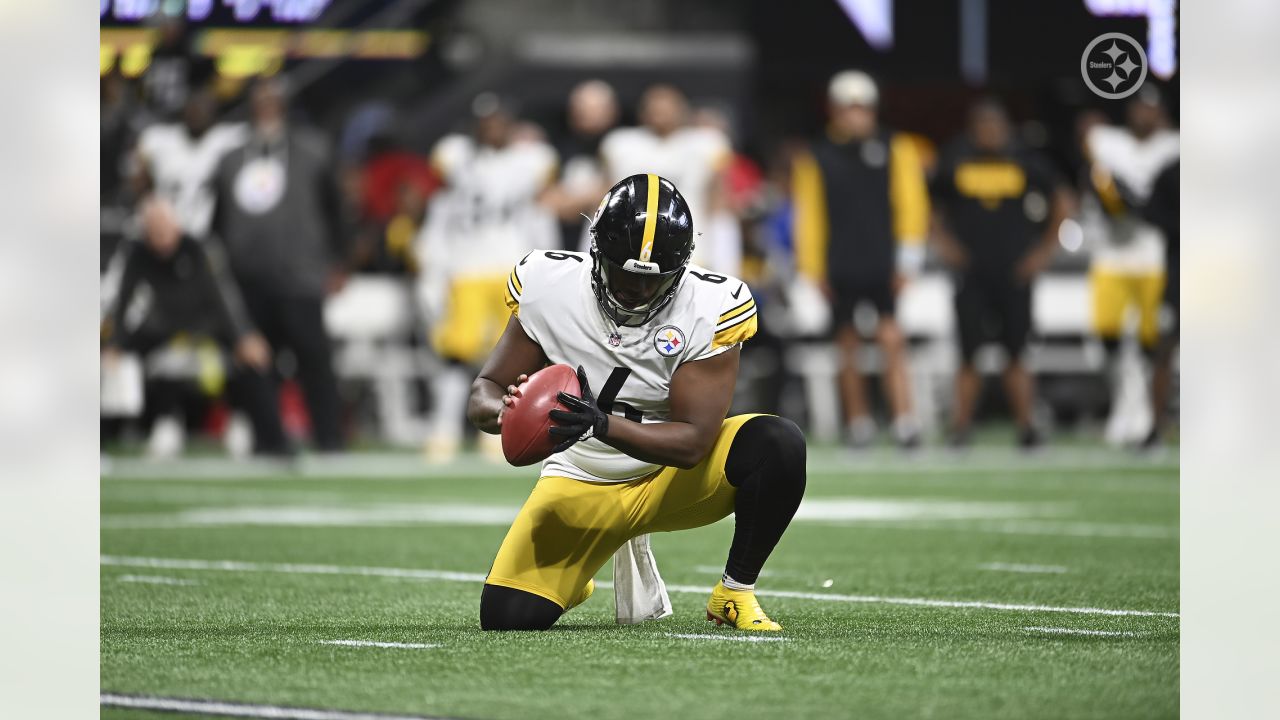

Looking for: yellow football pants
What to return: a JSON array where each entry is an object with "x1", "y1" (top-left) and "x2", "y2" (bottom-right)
[
  {"x1": 485, "y1": 414, "x2": 764, "y2": 608},
  {"x1": 1090, "y1": 269, "x2": 1165, "y2": 346},
  {"x1": 431, "y1": 274, "x2": 510, "y2": 364}
]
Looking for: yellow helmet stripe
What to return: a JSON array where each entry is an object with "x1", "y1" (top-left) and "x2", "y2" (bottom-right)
[{"x1": 638, "y1": 173, "x2": 660, "y2": 262}]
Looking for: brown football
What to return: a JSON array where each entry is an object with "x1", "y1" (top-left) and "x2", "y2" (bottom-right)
[{"x1": 500, "y1": 364, "x2": 581, "y2": 466}]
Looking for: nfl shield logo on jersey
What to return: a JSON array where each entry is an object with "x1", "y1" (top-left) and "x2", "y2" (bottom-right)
[{"x1": 653, "y1": 326, "x2": 686, "y2": 357}]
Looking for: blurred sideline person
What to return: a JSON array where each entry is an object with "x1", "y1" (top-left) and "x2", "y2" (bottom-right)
[
  {"x1": 1141, "y1": 159, "x2": 1179, "y2": 449},
  {"x1": 1080, "y1": 88, "x2": 1179, "y2": 444},
  {"x1": 131, "y1": 86, "x2": 248, "y2": 239},
  {"x1": 103, "y1": 196, "x2": 287, "y2": 457},
  {"x1": 417, "y1": 94, "x2": 558, "y2": 462},
  {"x1": 931, "y1": 100, "x2": 1070, "y2": 449},
  {"x1": 211, "y1": 76, "x2": 350, "y2": 452},
  {"x1": 549, "y1": 80, "x2": 620, "y2": 250},
  {"x1": 598, "y1": 84, "x2": 741, "y2": 276},
  {"x1": 791, "y1": 70, "x2": 929, "y2": 449}
]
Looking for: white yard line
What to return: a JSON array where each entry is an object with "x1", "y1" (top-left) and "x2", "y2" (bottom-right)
[
  {"x1": 826, "y1": 519, "x2": 1177, "y2": 540},
  {"x1": 319, "y1": 640, "x2": 441, "y2": 650},
  {"x1": 665, "y1": 632, "x2": 788, "y2": 643},
  {"x1": 977, "y1": 563, "x2": 1069, "y2": 574},
  {"x1": 100, "y1": 555, "x2": 1179, "y2": 618},
  {"x1": 101, "y1": 555, "x2": 488, "y2": 583},
  {"x1": 100, "y1": 693, "x2": 450, "y2": 720},
  {"x1": 100, "y1": 448, "x2": 1177, "y2": 481},
  {"x1": 116, "y1": 574, "x2": 200, "y2": 586},
  {"x1": 1023, "y1": 626, "x2": 1138, "y2": 637}
]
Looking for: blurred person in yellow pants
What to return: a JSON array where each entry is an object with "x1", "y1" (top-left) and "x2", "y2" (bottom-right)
[
  {"x1": 1079, "y1": 89, "x2": 1178, "y2": 445},
  {"x1": 417, "y1": 94, "x2": 558, "y2": 462}
]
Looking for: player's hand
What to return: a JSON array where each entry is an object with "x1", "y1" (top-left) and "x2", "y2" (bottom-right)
[
  {"x1": 497, "y1": 374, "x2": 529, "y2": 426},
  {"x1": 891, "y1": 272, "x2": 908, "y2": 296},
  {"x1": 1014, "y1": 248, "x2": 1052, "y2": 286},
  {"x1": 548, "y1": 365, "x2": 610, "y2": 452},
  {"x1": 234, "y1": 333, "x2": 272, "y2": 371}
]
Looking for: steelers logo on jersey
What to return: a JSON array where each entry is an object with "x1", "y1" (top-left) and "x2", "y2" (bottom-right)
[{"x1": 653, "y1": 325, "x2": 686, "y2": 357}]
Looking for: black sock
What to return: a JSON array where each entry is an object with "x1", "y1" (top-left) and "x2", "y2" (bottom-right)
[
  {"x1": 723, "y1": 416, "x2": 807, "y2": 586},
  {"x1": 479, "y1": 584, "x2": 562, "y2": 631}
]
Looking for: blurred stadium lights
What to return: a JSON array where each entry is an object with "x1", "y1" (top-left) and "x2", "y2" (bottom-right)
[
  {"x1": 103, "y1": 0, "x2": 334, "y2": 24},
  {"x1": 959, "y1": 0, "x2": 987, "y2": 85},
  {"x1": 515, "y1": 33, "x2": 753, "y2": 69},
  {"x1": 834, "y1": 0, "x2": 893, "y2": 50},
  {"x1": 1085, "y1": 0, "x2": 1178, "y2": 78}
]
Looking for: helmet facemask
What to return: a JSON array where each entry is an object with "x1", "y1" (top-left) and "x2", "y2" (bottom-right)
[{"x1": 589, "y1": 237, "x2": 686, "y2": 327}]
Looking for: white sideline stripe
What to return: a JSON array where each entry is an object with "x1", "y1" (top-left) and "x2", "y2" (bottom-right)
[
  {"x1": 117, "y1": 574, "x2": 200, "y2": 586},
  {"x1": 100, "y1": 555, "x2": 1179, "y2": 618},
  {"x1": 101, "y1": 555, "x2": 488, "y2": 583},
  {"x1": 665, "y1": 632, "x2": 788, "y2": 643},
  {"x1": 319, "y1": 640, "x2": 441, "y2": 650},
  {"x1": 1023, "y1": 626, "x2": 1138, "y2": 637},
  {"x1": 101, "y1": 498, "x2": 1064, "y2": 530},
  {"x1": 100, "y1": 693, "x2": 449, "y2": 720},
  {"x1": 977, "y1": 563, "x2": 1069, "y2": 574}
]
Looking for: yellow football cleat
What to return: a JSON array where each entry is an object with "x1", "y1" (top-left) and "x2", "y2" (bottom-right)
[
  {"x1": 564, "y1": 579, "x2": 594, "y2": 612},
  {"x1": 706, "y1": 580, "x2": 782, "y2": 631}
]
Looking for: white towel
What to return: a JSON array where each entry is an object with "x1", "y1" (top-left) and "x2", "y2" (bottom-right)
[{"x1": 612, "y1": 534, "x2": 672, "y2": 624}]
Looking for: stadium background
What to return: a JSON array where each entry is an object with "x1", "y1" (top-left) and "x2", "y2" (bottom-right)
[
  {"x1": 97, "y1": 3, "x2": 1181, "y2": 719},
  {"x1": 100, "y1": 0, "x2": 1179, "y2": 453}
]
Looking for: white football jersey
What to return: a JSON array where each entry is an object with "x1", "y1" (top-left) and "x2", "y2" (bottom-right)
[
  {"x1": 504, "y1": 250, "x2": 757, "y2": 483},
  {"x1": 1085, "y1": 125, "x2": 1179, "y2": 274},
  {"x1": 419, "y1": 135, "x2": 558, "y2": 279},
  {"x1": 137, "y1": 122, "x2": 249, "y2": 238},
  {"x1": 598, "y1": 126, "x2": 731, "y2": 267}
]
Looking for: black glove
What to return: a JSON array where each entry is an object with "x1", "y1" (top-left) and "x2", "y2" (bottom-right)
[{"x1": 548, "y1": 365, "x2": 610, "y2": 453}]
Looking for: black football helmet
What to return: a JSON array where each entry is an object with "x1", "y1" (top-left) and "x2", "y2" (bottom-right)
[{"x1": 588, "y1": 174, "x2": 695, "y2": 327}]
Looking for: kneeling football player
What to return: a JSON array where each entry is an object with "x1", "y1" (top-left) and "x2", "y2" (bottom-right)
[{"x1": 467, "y1": 174, "x2": 807, "y2": 631}]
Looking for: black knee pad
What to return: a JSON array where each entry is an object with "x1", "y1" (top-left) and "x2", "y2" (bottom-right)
[
  {"x1": 725, "y1": 416, "x2": 807, "y2": 488},
  {"x1": 479, "y1": 584, "x2": 562, "y2": 631}
]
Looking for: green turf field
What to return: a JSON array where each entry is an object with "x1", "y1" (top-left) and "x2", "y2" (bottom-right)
[{"x1": 101, "y1": 446, "x2": 1179, "y2": 719}]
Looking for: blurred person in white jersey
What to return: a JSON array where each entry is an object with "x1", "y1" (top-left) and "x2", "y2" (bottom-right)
[
  {"x1": 132, "y1": 86, "x2": 248, "y2": 240},
  {"x1": 1080, "y1": 87, "x2": 1178, "y2": 445},
  {"x1": 417, "y1": 94, "x2": 559, "y2": 461},
  {"x1": 597, "y1": 84, "x2": 741, "y2": 276}
]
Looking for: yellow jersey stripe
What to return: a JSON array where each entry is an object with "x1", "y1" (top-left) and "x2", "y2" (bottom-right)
[
  {"x1": 713, "y1": 314, "x2": 758, "y2": 348},
  {"x1": 638, "y1": 173, "x2": 659, "y2": 262},
  {"x1": 509, "y1": 268, "x2": 523, "y2": 295},
  {"x1": 503, "y1": 282, "x2": 520, "y2": 317},
  {"x1": 717, "y1": 298, "x2": 756, "y2": 324}
]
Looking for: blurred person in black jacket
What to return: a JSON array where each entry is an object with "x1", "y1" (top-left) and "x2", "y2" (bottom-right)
[
  {"x1": 930, "y1": 99, "x2": 1070, "y2": 449},
  {"x1": 791, "y1": 71, "x2": 930, "y2": 449},
  {"x1": 103, "y1": 196, "x2": 288, "y2": 456},
  {"x1": 212, "y1": 76, "x2": 350, "y2": 451}
]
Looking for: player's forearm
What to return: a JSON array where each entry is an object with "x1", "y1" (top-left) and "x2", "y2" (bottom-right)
[
  {"x1": 602, "y1": 418, "x2": 712, "y2": 470},
  {"x1": 468, "y1": 378, "x2": 506, "y2": 435}
]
